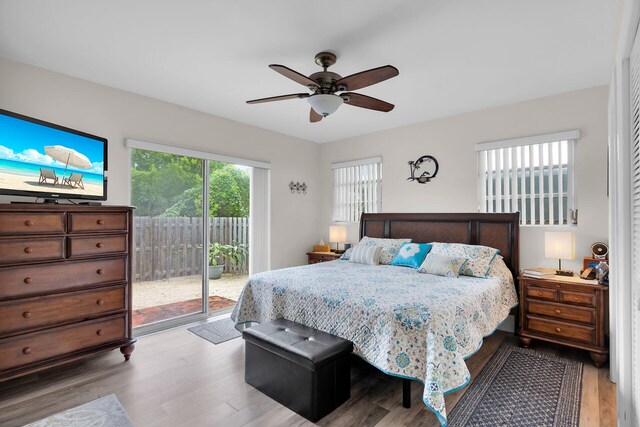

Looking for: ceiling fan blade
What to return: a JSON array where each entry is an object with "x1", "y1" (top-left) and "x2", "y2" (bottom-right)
[
  {"x1": 269, "y1": 64, "x2": 320, "y2": 89},
  {"x1": 310, "y1": 107, "x2": 323, "y2": 123},
  {"x1": 335, "y1": 65, "x2": 399, "y2": 91},
  {"x1": 246, "y1": 93, "x2": 310, "y2": 104},
  {"x1": 342, "y1": 92, "x2": 394, "y2": 112}
]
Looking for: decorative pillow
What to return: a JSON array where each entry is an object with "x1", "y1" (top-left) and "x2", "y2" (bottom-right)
[
  {"x1": 417, "y1": 253, "x2": 468, "y2": 278},
  {"x1": 391, "y1": 243, "x2": 433, "y2": 268},
  {"x1": 348, "y1": 245, "x2": 382, "y2": 265},
  {"x1": 429, "y1": 242, "x2": 499, "y2": 278},
  {"x1": 359, "y1": 236, "x2": 412, "y2": 265},
  {"x1": 339, "y1": 247, "x2": 353, "y2": 260}
]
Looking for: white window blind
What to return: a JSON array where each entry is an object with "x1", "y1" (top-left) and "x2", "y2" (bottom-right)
[
  {"x1": 332, "y1": 157, "x2": 382, "y2": 222},
  {"x1": 476, "y1": 131, "x2": 579, "y2": 225}
]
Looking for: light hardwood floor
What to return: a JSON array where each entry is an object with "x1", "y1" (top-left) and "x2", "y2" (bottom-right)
[{"x1": 0, "y1": 325, "x2": 616, "y2": 426}]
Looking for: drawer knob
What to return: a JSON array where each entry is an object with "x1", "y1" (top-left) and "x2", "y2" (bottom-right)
[
  {"x1": 96, "y1": 269, "x2": 104, "y2": 275},
  {"x1": 23, "y1": 311, "x2": 32, "y2": 318},
  {"x1": 96, "y1": 329, "x2": 104, "y2": 336},
  {"x1": 24, "y1": 277, "x2": 32, "y2": 285},
  {"x1": 573, "y1": 297, "x2": 580, "y2": 302},
  {"x1": 22, "y1": 347, "x2": 31, "y2": 354},
  {"x1": 537, "y1": 292, "x2": 543, "y2": 296},
  {"x1": 555, "y1": 309, "x2": 561, "y2": 314},
  {"x1": 96, "y1": 242, "x2": 104, "y2": 248},
  {"x1": 97, "y1": 299, "x2": 105, "y2": 306},
  {"x1": 97, "y1": 219, "x2": 105, "y2": 225},
  {"x1": 24, "y1": 220, "x2": 33, "y2": 227},
  {"x1": 555, "y1": 327, "x2": 562, "y2": 333},
  {"x1": 24, "y1": 247, "x2": 33, "y2": 254},
  {"x1": 555, "y1": 284, "x2": 561, "y2": 288}
]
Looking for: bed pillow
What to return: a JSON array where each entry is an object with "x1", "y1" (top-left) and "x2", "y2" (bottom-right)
[
  {"x1": 339, "y1": 247, "x2": 353, "y2": 260},
  {"x1": 359, "y1": 236, "x2": 412, "y2": 265},
  {"x1": 417, "y1": 253, "x2": 468, "y2": 278},
  {"x1": 429, "y1": 242, "x2": 499, "y2": 278},
  {"x1": 348, "y1": 245, "x2": 382, "y2": 265},
  {"x1": 391, "y1": 243, "x2": 433, "y2": 268}
]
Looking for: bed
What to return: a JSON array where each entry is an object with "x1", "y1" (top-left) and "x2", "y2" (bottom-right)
[{"x1": 231, "y1": 213, "x2": 519, "y2": 426}]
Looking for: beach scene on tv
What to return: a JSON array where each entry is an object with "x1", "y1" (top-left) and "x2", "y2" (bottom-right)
[{"x1": 0, "y1": 114, "x2": 105, "y2": 198}]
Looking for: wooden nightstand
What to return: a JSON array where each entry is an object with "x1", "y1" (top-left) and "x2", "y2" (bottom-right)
[
  {"x1": 306, "y1": 252, "x2": 341, "y2": 264},
  {"x1": 518, "y1": 275, "x2": 609, "y2": 367}
]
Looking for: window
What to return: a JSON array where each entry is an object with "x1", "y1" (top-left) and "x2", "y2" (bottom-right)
[
  {"x1": 476, "y1": 131, "x2": 579, "y2": 225},
  {"x1": 332, "y1": 157, "x2": 382, "y2": 222}
]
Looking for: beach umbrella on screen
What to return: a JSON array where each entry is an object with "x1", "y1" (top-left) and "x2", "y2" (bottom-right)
[{"x1": 44, "y1": 145, "x2": 92, "y2": 178}]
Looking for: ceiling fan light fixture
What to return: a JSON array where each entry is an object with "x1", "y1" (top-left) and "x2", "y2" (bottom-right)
[{"x1": 308, "y1": 94, "x2": 343, "y2": 117}]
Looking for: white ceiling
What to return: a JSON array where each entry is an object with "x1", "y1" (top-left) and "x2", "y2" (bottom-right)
[{"x1": 0, "y1": 0, "x2": 620, "y2": 143}]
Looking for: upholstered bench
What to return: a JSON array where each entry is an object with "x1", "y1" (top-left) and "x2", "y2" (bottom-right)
[{"x1": 243, "y1": 318, "x2": 353, "y2": 422}]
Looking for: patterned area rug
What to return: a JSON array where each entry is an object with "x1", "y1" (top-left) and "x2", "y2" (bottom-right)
[
  {"x1": 25, "y1": 394, "x2": 133, "y2": 427},
  {"x1": 448, "y1": 343, "x2": 583, "y2": 427},
  {"x1": 188, "y1": 317, "x2": 241, "y2": 344}
]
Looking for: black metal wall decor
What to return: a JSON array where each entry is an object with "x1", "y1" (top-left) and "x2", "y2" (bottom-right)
[
  {"x1": 289, "y1": 181, "x2": 307, "y2": 194},
  {"x1": 407, "y1": 155, "x2": 439, "y2": 184}
]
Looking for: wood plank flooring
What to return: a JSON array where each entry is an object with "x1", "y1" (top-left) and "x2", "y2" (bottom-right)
[{"x1": 0, "y1": 325, "x2": 616, "y2": 426}]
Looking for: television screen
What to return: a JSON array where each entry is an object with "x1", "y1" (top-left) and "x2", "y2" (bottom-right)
[{"x1": 0, "y1": 109, "x2": 107, "y2": 201}]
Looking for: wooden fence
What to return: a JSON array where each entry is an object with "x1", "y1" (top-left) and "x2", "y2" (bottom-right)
[{"x1": 133, "y1": 216, "x2": 249, "y2": 282}]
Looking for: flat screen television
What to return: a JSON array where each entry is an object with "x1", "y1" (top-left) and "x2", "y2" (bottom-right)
[{"x1": 0, "y1": 108, "x2": 107, "y2": 201}]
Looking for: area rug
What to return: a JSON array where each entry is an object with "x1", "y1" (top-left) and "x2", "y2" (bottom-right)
[
  {"x1": 188, "y1": 317, "x2": 241, "y2": 344},
  {"x1": 25, "y1": 394, "x2": 133, "y2": 427},
  {"x1": 447, "y1": 343, "x2": 583, "y2": 427}
]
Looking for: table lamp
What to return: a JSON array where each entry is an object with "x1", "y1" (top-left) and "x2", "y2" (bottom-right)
[
  {"x1": 544, "y1": 231, "x2": 575, "y2": 276},
  {"x1": 329, "y1": 225, "x2": 347, "y2": 254}
]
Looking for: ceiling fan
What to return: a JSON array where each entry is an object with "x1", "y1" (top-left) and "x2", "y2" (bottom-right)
[{"x1": 246, "y1": 52, "x2": 399, "y2": 123}]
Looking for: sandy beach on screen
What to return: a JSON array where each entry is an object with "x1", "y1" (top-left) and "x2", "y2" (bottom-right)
[{"x1": 0, "y1": 170, "x2": 102, "y2": 196}]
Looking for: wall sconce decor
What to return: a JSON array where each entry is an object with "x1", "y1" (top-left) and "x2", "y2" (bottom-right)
[
  {"x1": 407, "y1": 155, "x2": 439, "y2": 184},
  {"x1": 289, "y1": 181, "x2": 307, "y2": 194}
]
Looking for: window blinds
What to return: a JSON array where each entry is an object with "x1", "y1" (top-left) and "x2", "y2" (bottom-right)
[
  {"x1": 476, "y1": 131, "x2": 579, "y2": 225},
  {"x1": 249, "y1": 167, "x2": 270, "y2": 274},
  {"x1": 332, "y1": 157, "x2": 382, "y2": 222}
]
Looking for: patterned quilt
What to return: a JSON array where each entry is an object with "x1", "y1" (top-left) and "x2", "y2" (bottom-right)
[{"x1": 231, "y1": 258, "x2": 518, "y2": 426}]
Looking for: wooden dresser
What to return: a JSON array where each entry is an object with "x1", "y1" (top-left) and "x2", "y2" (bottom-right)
[
  {"x1": 518, "y1": 275, "x2": 608, "y2": 367},
  {"x1": 0, "y1": 204, "x2": 135, "y2": 382}
]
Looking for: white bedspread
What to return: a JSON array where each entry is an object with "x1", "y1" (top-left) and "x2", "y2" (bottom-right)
[{"x1": 231, "y1": 258, "x2": 517, "y2": 425}]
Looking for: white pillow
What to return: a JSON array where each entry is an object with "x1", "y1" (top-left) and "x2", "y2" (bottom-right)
[
  {"x1": 348, "y1": 245, "x2": 382, "y2": 265},
  {"x1": 359, "y1": 236, "x2": 412, "y2": 265}
]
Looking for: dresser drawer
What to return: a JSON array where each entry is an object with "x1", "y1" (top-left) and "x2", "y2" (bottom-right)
[
  {"x1": 0, "y1": 286, "x2": 125, "y2": 336},
  {"x1": 0, "y1": 237, "x2": 65, "y2": 265},
  {"x1": 0, "y1": 316, "x2": 126, "y2": 372},
  {"x1": 68, "y1": 213, "x2": 127, "y2": 233},
  {"x1": 526, "y1": 315, "x2": 595, "y2": 345},
  {"x1": 525, "y1": 286, "x2": 557, "y2": 302},
  {"x1": 0, "y1": 213, "x2": 65, "y2": 235},
  {"x1": 0, "y1": 257, "x2": 127, "y2": 299},
  {"x1": 559, "y1": 290, "x2": 596, "y2": 307},
  {"x1": 527, "y1": 300, "x2": 595, "y2": 325},
  {"x1": 68, "y1": 235, "x2": 127, "y2": 257}
]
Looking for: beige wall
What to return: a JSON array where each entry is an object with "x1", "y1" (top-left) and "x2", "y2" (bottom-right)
[
  {"x1": 0, "y1": 58, "x2": 321, "y2": 269},
  {"x1": 319, "y1": 86, "x2": 610, "y2": 273}
]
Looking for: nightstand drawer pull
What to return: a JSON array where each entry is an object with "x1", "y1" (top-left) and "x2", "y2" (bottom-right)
[
  {"x1": 555, "y1": 327, "x2": 562, "y2": 333},
  {"x1": 96, "y1": 269, "x2": 104, "y2": 275},
  {"x1": 555, "y1": 309, "x2": 561, "y2": 314},
  {"x1": 23, "y1": 277, "x2": 32, "y2": 284},
  {"x1": 538, "y1": 292, "x2": 543, "y2": 296},
  {"x1": 97, "y1": 299, "x2": 105, "y2": 305},
  {"x1": 22, "y1": 347, "x2": 31, "y2": 354},
  {"x1": 24, "y1": 247, "x2": 33, "y2": 254},
  {"x1": 22, "y1": 311, "x2": 32, "y2": 318},
  {"x1": 97, "y1": 219, "x2": 105, "y2": 225},
  {"x1": 96, "y1": 329, "x2": 104, "y2": 336},
  {"x1": 96, "y1": 242, "x2": 104, "y2": 248},
  {"x1": 24, "y1": 220, "x2": 33, "y2": 227}
]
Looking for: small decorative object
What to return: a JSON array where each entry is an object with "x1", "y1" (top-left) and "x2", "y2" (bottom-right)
[
  {"x1": 544, "y1": 231, "x2": 575, "y2": 276},
  {"x1": 595, "y1": 260, "x2": 609, "y2": 285},
  {"x1": 289, "y1": 181, "x2": 307, "y2": 194},
  {"x1": 590, "y1": 242, "x2": 609, "y2": 260},
  {"x1": 407, "y1": 155, "x2": 439, "y2": 183},
  {"x1": 329, "y1": 225, "x2": 347, "y2": 253},
  {"x1": 569, "y1": 209, "x2": 579, "y2": 225}
]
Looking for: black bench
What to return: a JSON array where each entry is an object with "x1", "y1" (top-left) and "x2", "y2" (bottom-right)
[{"x1": 243, "y1": 318, "x2": 353, "y2": 422}]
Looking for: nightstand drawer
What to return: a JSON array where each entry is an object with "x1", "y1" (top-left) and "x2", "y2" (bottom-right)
[
  {"x1": 559, "y1": 290, "x2": 595, "y2": 307},
  {"x1": 527, "y1": 300, "x2": 595, "y2": 325},
  {"x1": 525, "y1": 286, "x2": 557, "y2": 302},
  {"x1": 526, "y1": 315, "x2": 595, "y2": 344}
]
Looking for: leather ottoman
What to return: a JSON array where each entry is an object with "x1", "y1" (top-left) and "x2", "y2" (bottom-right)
[{"x1": 243, "y1": 318, "x2": 353, "y2": 422}]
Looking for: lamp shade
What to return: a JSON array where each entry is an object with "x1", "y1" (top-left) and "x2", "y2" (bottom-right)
[
  {"x1": 329, "y1": 225, "x2": 347, "y2": 243},
  {"x1": 544, "y1": 231, "x2": 575, "y2": 260},
  {"x1": 308, "y1": 94, "x2": 343, "y2": 116}
]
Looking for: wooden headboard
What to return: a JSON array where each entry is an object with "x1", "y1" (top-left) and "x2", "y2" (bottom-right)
[{"x1": 360, "y1": 213, "x2": 520, "y2": 278}]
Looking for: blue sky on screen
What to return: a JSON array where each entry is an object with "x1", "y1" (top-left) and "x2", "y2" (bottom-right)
[{"x1": 0, "y1": 114, "x2": 104, "y2": 173}]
